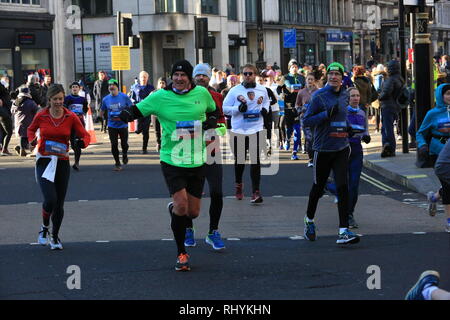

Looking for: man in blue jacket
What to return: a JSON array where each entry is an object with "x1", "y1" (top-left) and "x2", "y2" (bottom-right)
[{"x1": 303, "y1": 62, "x2": 360, "y2": 245}]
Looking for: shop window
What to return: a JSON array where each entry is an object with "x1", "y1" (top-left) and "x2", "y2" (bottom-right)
[
  {"x1": 155, "y1": 0, "x2": 184, "y2": 13},
  {"x1": 246, "y1": 0, "x2": 257, "y2": 23},
  {"x1": 202, "y1": 0, "x2": 219, "y2": 15},
  {"x1": 0, "y1": 0, "x2": 40, "y2": 4},
  {"x1": 0, "y1": 49, "x2": 13, "y2": 80},
  {"x1": 228, "y1": 0, "x2": 238, "y2": 20},
  {"x1": 72, "y1": 0, "x2": 112, "y2": 17}
]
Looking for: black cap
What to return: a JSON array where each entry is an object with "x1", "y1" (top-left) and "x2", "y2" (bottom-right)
[
  {"x1": 171, "y1": 60, "x2": 193, "y2": 81},
  {"x1": 70, "y1": 81, "x2": 80, "y2": 88}
]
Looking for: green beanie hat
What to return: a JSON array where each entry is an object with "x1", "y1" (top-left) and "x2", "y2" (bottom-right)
[
  {"x1": 108, "y1": 78, "x2": 119, "y2": 88},
  {"x1": 327, "y1": 62, "x2": 345, "y2": 76}
]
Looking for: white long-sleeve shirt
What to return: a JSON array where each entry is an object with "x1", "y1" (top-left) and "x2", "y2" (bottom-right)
[{"x1": 223, "y1": 83, "x2": 270, "y2": 135}]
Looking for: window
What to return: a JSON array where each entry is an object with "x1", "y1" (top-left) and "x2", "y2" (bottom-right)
[
  {"x1": 202, "y1": 0, "x2": 219, "y2": 15},
  {"x1": 246, "y1": 0, "x2": 257, "y2": 23},
  {"x1": 71, "y1": 0, "x2": 112, "y2": 17},
  {"x1": 280, "y1": 0, "x2": 329, "y2": 25},
  {"x1": 155, "y1": 0, "x2": 184, "y2": 13},
  {"x1": 228, "y1": 0, "x2": 238, "y2": 20},
  {"x1": 0, "y1": 0, "x2": 40, "y2": 5}
]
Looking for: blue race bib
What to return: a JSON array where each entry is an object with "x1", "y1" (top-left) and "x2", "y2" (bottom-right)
[
  {"x1": 329, "y1": 121, "x2": 348, "y2": 138},
  {"x1": 45, "y1": 140, "x2": 67, "y2": 157},
  {"x1": 437, "y1": 118, "x2": 450, "y2": 133},
  {"x1": 243, "y1": 111, "x2": 260, "y2": 122},
  {"x1": 69, "y1": 104, "x2": 83, "y2": 115}
]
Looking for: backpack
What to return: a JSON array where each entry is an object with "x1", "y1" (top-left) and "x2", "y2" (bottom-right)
[
  {"x1": 396, "y1": 84, "x2": 410, "y2": 109},
  {"x1": 370, "y1": 82, "x2": 379, "y2": 103}
]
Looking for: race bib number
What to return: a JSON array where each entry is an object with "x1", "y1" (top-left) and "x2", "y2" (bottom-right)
[
  {"x1": 329, "y1": 121, "x2": 348, "y2": 138},
  {"x1": 176, "y1": 120, "x2": 201, "y2": 139},
  {"x1": 110, "y1": 111, "x2": 122, "y2": 122},
  {"x1": 291, "y1": 84, "x2": 302, "y2": 92},
  {"x1": 243, "y1": 111, "x2": 260, "y2": 122},
  {"x1": 350, "y1": 124, "x2": 366, "y2": 134},
  {"x1": 69, "y1": 104, "x2": 83, "y2": 115},
  {"x1": 45, "y1": 140, "x2": 67, "y2": 157},
  {"x1": 437, "y1": 118, "x2": 450, "y2": 133}
]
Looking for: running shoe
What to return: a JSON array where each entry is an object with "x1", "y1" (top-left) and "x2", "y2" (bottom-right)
[
  {"x1": 14, "y1": 145, "x2": 21, "y2": 156},
  {"x1": 304, "y1": 217, "x2": 316, "y2": 241},
  {"x1": 205, "y1": 231, "x2": 226, "y2": 250},
  {"x1": 235, "y1": 183, "x2": 244, "y2": 200},
  {"x1": 405, "y1": 270, "x2": 440, "y2": 300},
  {"x1": 284, "y1": 141, "x2": 290, "y2": 151},
  {"x1": 123, "y1": 154, "x2": 129, "y2": 165},
  {"x1": 291, "y1": 153, "x2": 299, "y2": 161},
  {"x1": 175, "y1": 253, "x2": 190, "y2": 272},
  {"x1": 336, "y1": 229, "x2": 360, "y2": 244},
  {"x1": 113, "y1": 164, "x2": 122, "y2": 171},
  {"x1": 72, "y1": 164, "x2": 80, "y2": 171},
  {"x1": 446, "y1": 223, "x2": 450, "y2": 233},
  {"x1": 307, "y1": 161, "x2": 314, "y2": 168},
  {"x1": 38, "y1": 226, "x2": 50, "y2": 246},
  {"x1": 49, "y1": 236, "x2": 63, "y2": 250},
  {"x1": 279, "y1": 144, "x2": 284, "y2": 151},
  {"x1": 251, "y1": 190, "x2": 263, "y2": 204},
  {"x1": 427, "y1": 191, "x2": 438, "y2": 217},
  {"x1": 184, "y1": 228, "x2": 196, "y2": 247}
]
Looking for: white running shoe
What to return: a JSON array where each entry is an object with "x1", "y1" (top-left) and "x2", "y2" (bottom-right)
[
  {"x1": 49, "y1": 236, "x2": 63, "y2": 250},
  {"x1": 38, "y1": 226, "x2": 50, "y2": 246}
]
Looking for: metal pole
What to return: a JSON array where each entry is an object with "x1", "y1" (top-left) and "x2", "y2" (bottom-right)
[
  {"x1": 255, "y1": 0, "x2": 266, "y2": 70},
  {"x1": 81, "y1": 10, "x2": 85, "y2": 82},
  {"x1": 399, "y1": 0, "x2": 409, "y2": 153},
  {"x1": 194, "y1": 16, "x2": 199, "y2": 65},
  {"x1": 414, "y1": 2, "x2": 433, "y2": 165}
]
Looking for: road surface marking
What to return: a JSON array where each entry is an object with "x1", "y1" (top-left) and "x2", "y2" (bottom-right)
[
  {"x1": 162, "y1": 239, "x2": 174, "y2": 241},
  {"x1": 405, "y1": 174, "x2": 428, "y2": 179},
  {"x1": 78, "y1": 200, "x2": 89, "y2": 202},
  {"x1": 128, "y1": 198, "x2": 139, "y2": 201},
  {"x1": 28, "y1": 202, "x2": 38, "y2": 205},
  {"x1": 289, "y1": 235, "x2": 305, "y2": 240},
  {"x1": 361, "y1": 172, "x2": 398, "y2": 192},
  {"x1": 96, "y1": 241, "x2": 110, "y2": 243},
  {"x1": 413, "y1": 232, "x2": 427, "y2": 235},
  {"x1": 227, "y1": 238, "x2": 240, "y2": 241}
]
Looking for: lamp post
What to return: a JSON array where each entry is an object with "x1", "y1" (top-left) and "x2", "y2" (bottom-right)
[
  {"x1": 255, "y1": 0, "x2": 266, "y2": 71},
  {"x1": 399, "y1": 0, "x2": 409, "y2": 153}
]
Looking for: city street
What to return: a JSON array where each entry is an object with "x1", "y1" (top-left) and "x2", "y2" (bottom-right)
[{"x1": 0, "y1": 128, "x2": 449, "y2": 300}]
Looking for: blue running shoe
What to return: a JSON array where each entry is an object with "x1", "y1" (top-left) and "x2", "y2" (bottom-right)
[
  {"x1": 405, "y1": 271, "x2": 440, "y2": 300},
  {"x1": 336, "y1": 229, "x2": 360, "y2": 244},
  {"x1": 205, "y1": 230, "x2": 226, "y2": 251},
  {"x1": 291, "y1": 153, "x2": 299, "y2": 161},
  {"x1": 284, "y1": 141, "x2": 290, "y2": 151},
  {"x1": 427, "y1": 191, "x2": 438, "y2": 217},
  {"x1": 184, "y1": 228, "x2": 196, "y2": 247},
  {"x1": 304, "y1": 217, "x2": 316, "y2": 241}
]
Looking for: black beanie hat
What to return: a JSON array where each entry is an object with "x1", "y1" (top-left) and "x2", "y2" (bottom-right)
[{"x1": 171, "y1": 60, "x2": 193, "y2": 81}]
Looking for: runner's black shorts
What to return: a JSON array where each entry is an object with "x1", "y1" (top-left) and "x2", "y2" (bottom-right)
[{"x1": 160, "y1": 161, "x2": 206, "y2": 199}]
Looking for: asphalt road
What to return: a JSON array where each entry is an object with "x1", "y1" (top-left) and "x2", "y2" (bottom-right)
[{"x1": 1, "y1": 129, "x2": 449, "y2": 301}]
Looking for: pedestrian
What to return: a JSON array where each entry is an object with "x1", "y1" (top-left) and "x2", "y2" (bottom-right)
[
  {"x1": 39, "y1": 75, "x2": 52, "y2": 108},
  {"x1": 431, "y1": 137, "x2": 450, "y2": 233},
  {"x1": 372, "y1": 64, "x2": 387, "y2": 132},
  {"x1": 223, "y1": 64, "x2": 270, "y2": 203},
  {"x1": 93, "y1": 71, "x2": 110, "y2": 132},
  {"x1": 276, "y1": 75, "x2": 290, "y2": 150},
  {"x1": 379, "y1": 60, "x2": 404, "y2": 158},
  {"x1": 27, "y1": 84, "x2": 91, "y2": 250},
  {"x1": 296, "y1": 73, "x2": 319, "y2": 167},
  {"x1": 325, "y1": 87, "x2": 371, "y2": 228},
  {"x1": 185, "y1": 63, "x2": 227, "y2": 250},
  {"x1": 264, "y1": 70, "x2": 281, "y2": 155},
  {"x1": 65, "y1": 82, "x2": 89, "y2": 171},
  {"x1": 151, "y1": 77, "x2": 167, "y2": 152},
  {"x1": 352, "y1": 65, "x2": 372, "y2": 113},
  {"x1": 303, "y1": 62, "x2": 360, "y2": 245},
  {"x1": 405, "y1": 271, "x2": 450, "y2": 300},
  {"x1": 0, "y1": 96, "x2": 13, "y2": 156},
  {"x1": 119, "y1": 60, "x2": 218, "y2": 272},
  {"x1": 130, "y1": 71, "x2": 155, "y2": 154},
  {"x1": 101, "y1": 79, "x2": 133, "y2": 171},
  {"x1": 11, "y1": 86, "x2": 39, "y2": 157},
  {"x1": 257, "y1": 73, "x2": 277, "y2": 157},
  {"x1": 26, "y1": 74, "x2": 43, "y2": 107}
]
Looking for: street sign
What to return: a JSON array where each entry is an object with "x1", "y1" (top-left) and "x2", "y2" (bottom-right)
[
  {"x1": 111, "y1": 46, "x2": 130, "y2": 71},
  {"x1": 403, "y1": 0, "x2": 434, "y2": 6},
  {"x1": 283, "y1": 29, "x2": 296, "y2": 49}
]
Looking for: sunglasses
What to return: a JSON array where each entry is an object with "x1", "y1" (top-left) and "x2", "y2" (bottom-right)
[{"x1": 243, "y1": 72, "x2": 254, "y2": 76}]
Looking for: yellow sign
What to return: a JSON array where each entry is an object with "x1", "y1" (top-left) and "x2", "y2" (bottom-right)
[{"x1": 111, "y1": 46, "x2": 130, "y2": 71}]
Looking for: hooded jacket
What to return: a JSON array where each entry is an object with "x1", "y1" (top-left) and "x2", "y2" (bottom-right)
[
  {"x1": 379, "y1": 61, "x2": 404, "y2": 112},
  {"x1": 11, "y1": 97, "x2": 39, "y2": 137},
  {"x1": 416, "y1": 84, "x2": 450, "y2": 156}
]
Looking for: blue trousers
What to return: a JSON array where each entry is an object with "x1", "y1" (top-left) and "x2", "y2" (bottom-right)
[
  {"x1": 326, "y1": 143, "x2": 364, "y2": 216},
  {"x1": 286, "y1": 122, "x2": 301, "y2": 153},
  {"x1": 381, "y1": 107, "x2": 398, "y2": 150}
]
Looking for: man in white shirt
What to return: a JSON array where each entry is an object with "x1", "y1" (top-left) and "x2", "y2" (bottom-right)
[{"x1": 223, "y1": 64, "x2": 270, "y2": 204}]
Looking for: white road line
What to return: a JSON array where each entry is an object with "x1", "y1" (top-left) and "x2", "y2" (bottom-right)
[
  {"x1": 78, "y1": 200, "x2": 89, "y2": 202},
  {"x1": 289, "y1": 235, "x2": 304, "y2": 240},
  {"x1": 161, "y1": 239, "x2": 174, "y2": 241},
  {"x1": 273, "y1": 195, "x2": 284, "y2": 198},
  {"x1": 27, "y1": 202, "x2": 38, "y2": 205},
  {"x1": 128, "y1": 198, "x2": 139, "y2": 201},
  {"x1": 413, "y1": 232, "x2": 427, "y2": 235},
  {"x1": 29, "y1": 243, "x2": 40, "y2": 246},
  {"x1": 96, "y1": 240, "x2": 110, "y2": 243},
  {"x1": 227, "y1": 238, "x2": 240, "y2": 241}
]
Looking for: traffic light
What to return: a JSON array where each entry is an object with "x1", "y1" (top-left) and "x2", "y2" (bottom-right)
[{"x1": 122, "y1": 17, "x2": 133, "y2": 46}]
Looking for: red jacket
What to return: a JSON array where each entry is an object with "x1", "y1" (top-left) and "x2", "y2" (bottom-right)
[
  {"x1": 28, "y1": 107, "x2": 91, "y2": 160},
  {"x1": 208, "y1": 88, "x2": 226, "y2": 125}
]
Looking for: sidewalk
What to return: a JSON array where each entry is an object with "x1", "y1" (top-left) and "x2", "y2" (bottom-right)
[{"x1": 363, "y1": 128, "x2": 441, "y2": 196}]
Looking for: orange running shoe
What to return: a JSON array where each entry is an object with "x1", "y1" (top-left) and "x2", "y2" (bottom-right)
[{"x1": 175, "y1": 253, "x2": 191, "y2": 272}]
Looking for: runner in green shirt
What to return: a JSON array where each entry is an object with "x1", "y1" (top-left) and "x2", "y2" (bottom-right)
[{"x1": 120, "y1": 60, "x2": 218, "y2": 271}]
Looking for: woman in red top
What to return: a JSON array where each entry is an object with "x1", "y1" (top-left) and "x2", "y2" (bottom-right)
[{"x1": 28, "y1": 84, "x2": 90, "y2": 250}]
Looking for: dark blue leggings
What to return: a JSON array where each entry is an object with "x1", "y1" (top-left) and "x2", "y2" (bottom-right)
[{"x1": 36, "y1": 158, "x2": 70, "y2": 237}]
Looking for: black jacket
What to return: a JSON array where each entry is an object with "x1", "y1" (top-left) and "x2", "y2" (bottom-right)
[{"x1": 379, "y1": 60, "x2": 404, "y2": 113}]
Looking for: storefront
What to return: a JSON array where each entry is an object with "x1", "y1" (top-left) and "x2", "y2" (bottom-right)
[
  {"x1": 326, "y1": 30, "x2": 353, "y2": 72},
  {"x1": 0, "y1": 11, "x2": 54, "y2": 90}
]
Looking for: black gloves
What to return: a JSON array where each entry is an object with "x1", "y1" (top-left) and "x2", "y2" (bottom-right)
[
  {"x1": 238, "y1": 102, "x2": 248, "y2": 113},
  {"x1": 362, "y1": 135, "x2": 371, "y2": 144},
  {"x1": 261, "y1": 108, "x2": 268, "y2": 117},
  {"x1": 347, "y1": 126, "x2": 355, "y2": 138},
  {"x1": 119, "y1": 109, "x2": 134, "y2": 123},
  {"x1": 202, "y1": 115, "x2": 218, "y2": 131},
  {"x1": 327, "y1": 104, "x2": 339, "y2": 118}
]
